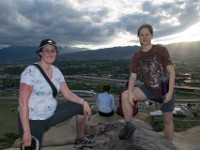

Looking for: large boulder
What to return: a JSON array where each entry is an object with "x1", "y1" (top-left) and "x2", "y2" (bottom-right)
[
  {"x1": 9, "y1": 112, "x2": 177, "y2": 150},
  {"x1": 84, "y1": 115, "x2": 176, "y2": 150}
]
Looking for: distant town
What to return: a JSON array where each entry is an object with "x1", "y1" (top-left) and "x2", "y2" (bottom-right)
[{"x1": 0, "y1": 59, "x2": 200, "y2": 118}]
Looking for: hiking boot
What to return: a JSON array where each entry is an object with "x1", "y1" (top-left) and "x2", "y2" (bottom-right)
[
  {"x1": 119, "y1": 124, "x2": 136, "y2": 140},
  {"x1": 74, "y1": 136, "x2": 96, "y2": 148}
]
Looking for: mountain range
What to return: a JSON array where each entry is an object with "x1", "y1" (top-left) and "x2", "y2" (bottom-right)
[{"x1": 0, "y1": 41, "x2": 200, "y2": 63}]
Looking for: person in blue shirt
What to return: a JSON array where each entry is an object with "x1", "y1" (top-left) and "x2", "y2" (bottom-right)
[{"x1": 96, "y1": 85, "x2": 115, "y2": 117}]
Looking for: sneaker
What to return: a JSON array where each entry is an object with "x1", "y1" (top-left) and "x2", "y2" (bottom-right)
[
  {"x1": 21, "y1": 136, "x2": 39, "y2": 150},
  {"x1": 119, "y1": 124, "x2": 136, "y2": 140},
  {"x1": 74, "y1": 137, "x2": 96, "y2": 148}
]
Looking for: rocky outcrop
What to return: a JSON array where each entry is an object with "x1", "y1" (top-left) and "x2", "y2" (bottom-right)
[
  {"x1": 173, "y1": 126, "x2": 200, "y2": 150},
  {"x1": 8, "y1": 112, "x2": 178, "y2": 150}
]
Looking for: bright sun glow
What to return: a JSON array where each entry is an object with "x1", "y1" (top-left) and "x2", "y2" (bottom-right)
[
  {"x1": 74, "y1": 21, "x2": 200, "y2": 50},
  {"x1": 77, "y1": 21, "x2": 200, "y2": 50},
  {"x1": 155, "y1": 22, "x2": 200, "y2": 45}
]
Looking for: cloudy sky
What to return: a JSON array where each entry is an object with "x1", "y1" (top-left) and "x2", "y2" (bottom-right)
[{"x1": 0, "y1": 0, "x2": 200, "y2": 50}]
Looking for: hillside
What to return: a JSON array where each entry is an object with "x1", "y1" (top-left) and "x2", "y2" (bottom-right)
[
  {"x1": 0, "y1": 41, "x2": 200, "y2": 63},
  {"x1": 58, "y1": 46, "x2": 140, "y2": 61},
  {"x1": 0, "y1": 46, "x2": 87, "y2": 63},
  {"x1": 166, "y1": 41, "x2": 200, "y2": 58}
]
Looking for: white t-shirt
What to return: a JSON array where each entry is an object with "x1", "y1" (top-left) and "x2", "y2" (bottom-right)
[{"x1": 20, "y1": 64, "x2": 65, "y2": 120}]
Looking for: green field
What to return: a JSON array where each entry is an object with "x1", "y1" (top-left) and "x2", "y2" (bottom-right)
[{"x1": 0, "y1": 97, "x2": 19, "y2": 149}]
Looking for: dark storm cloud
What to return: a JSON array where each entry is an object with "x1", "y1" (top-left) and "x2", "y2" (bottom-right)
[
  {"x1": 0, "y1": 0, "x2": 199, "y2": 49},
  {"x1": 0, "y1": 0, "x2": 113, "y2": 46}
]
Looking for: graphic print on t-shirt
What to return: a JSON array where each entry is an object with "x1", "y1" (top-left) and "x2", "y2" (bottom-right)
[{"x1": 138, "y1": 54, "x2": 163, "y2": 89}]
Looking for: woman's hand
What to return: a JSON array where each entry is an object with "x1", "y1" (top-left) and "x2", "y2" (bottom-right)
[
  {"x1": 82, "y1": 101, "x2": 91, "y2": 120},
  {"x1": 22, "y1": 131, "x2": 32, "y2": 147},
  {"x1": 128, "y1": 96, "x2": 135, "y2": 106},
  {"x1": 163, "y1": 92, "x2": 172, "y2": 103}
]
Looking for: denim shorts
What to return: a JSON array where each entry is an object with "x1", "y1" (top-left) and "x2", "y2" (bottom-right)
[{"x1": 139, "y1": 84, "x2": 175, "y2": 112}]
